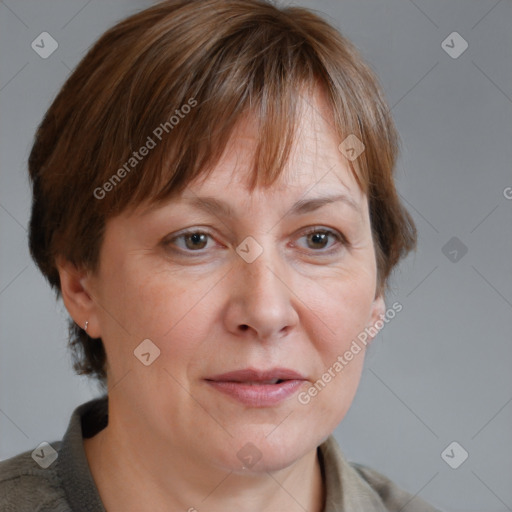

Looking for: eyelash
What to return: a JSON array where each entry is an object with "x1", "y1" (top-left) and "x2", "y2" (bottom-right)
[{"x1": 164, "y1": 226, "x2": 349, "y2": 256}]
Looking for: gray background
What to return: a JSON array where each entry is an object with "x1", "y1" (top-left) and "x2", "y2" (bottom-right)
[{"x1": 1, "y1": 1, "x2": 511, "y2": 511}]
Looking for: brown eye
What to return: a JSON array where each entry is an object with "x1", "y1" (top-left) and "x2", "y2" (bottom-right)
[
  {"x1": 296, "y1": 227, "x2": 347, "y2": 254},
  {"x1": 183, "y1": 232, "x2": 209, "y2": 250},
  {"x1": 306, "y1": 230, "x2": 330, "y2": 249},
  {"x1": 166, "y1": 230, "x2": 213, "y2": 252}
]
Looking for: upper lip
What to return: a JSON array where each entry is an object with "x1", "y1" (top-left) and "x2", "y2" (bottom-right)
[{"x1": 205, "y1": 368, "x2": 306, "y2": 382}]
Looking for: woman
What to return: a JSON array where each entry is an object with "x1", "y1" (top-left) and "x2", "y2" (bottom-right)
[{"x1": 0, "y1": 0, "x2": 441, "y2": 510}]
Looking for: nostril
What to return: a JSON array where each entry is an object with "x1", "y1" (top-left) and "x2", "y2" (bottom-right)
[{"x1": 240, "y1": 325, "x2": 249, "y2": 331}]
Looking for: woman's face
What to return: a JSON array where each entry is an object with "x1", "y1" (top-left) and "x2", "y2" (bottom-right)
[{"x1": 83, "y1": 89, "x2": 385, "y2": 473}]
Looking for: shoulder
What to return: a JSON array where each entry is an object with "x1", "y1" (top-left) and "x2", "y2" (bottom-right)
[
  {"x1": 318, "y1": 436, "x2": 443, "y2": 511},
  {"x1": 349, "y1": 461, "x2": 442, "y2": 512},
  {"x1": 0, "y1": 441, "x2": 71, "y2": 512}
]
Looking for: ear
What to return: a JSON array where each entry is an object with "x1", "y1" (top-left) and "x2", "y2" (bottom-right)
[
  {"x1": 366, "y1": 293, "x2": 386, "y2": 343},
  {"x1": 56, "y1": 257, "x2": 101, "y2": 339}
]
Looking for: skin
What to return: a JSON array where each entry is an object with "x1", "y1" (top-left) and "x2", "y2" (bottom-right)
[{"x1": 58, "y1": 87, "x2": 385, "y2": 512}]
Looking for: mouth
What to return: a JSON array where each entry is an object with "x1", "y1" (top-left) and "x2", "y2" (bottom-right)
[
  {"x1": 230, "y1": 379, "x2": 285, "y2": 385},
  {"x1": 205, "y1": 367, "x2": 307, "y2": 383},
  {"x1": 204, "y1": 368, "x2": 307, "y2": 407}
]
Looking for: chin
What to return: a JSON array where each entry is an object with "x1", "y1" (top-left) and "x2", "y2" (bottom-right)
[{"x1": 212, "y1": 429, "x2": 319, "y2": 474}]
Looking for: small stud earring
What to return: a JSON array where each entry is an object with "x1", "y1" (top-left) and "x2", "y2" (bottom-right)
[{"x1": 84, "y1": 321, "x2": 89, "y2": 332}]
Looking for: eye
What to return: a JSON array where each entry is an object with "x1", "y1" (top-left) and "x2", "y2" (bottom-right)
[
  {"x1": 166, "y1": 230, "x2": 215, "y2": 252},
  {"x1": 163, "y1": 226, "x2": 348, "y2": 256},
  {"x1": 295, "y1": 227, "x2": 347, "y2": 253}
]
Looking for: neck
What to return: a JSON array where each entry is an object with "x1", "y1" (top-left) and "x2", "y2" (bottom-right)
[{"x1": 84, "y1": 414, "x2": 325, "y2": 512}]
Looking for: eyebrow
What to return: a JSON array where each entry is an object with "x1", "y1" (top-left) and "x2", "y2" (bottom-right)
[{"x1": 182, "y1": 193, "x2": 361, "y2": 218}]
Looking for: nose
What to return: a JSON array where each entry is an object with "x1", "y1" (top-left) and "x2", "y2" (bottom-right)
[{"x1": 223, "y1": 242, "x2": 299, "y2": 342}]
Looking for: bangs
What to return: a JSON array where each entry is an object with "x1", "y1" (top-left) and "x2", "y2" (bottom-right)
[{"x1": 90, "y1": 6, "x2": 370, "y2": 216}]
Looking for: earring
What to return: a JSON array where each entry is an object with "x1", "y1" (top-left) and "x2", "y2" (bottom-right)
[{"x1": 84, "y1": 321, "x2": 89, "y2": 332}]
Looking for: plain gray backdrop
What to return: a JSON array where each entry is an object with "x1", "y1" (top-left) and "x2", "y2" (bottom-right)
[{"x1": 1, "y1": 1, "x2": 511, "y2": 511}]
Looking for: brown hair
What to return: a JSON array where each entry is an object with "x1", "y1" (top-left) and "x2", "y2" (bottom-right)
[{"x1": 28, "y1": 0, "x2": 417, "y2": 389}]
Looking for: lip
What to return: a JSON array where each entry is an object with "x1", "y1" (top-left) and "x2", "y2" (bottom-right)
[
  {"x1": 206, "y1": 368, "x2": 306, "y2": 382},
  {"x1": 205, "y1": 368, "x2": 308, "y2": 407}
]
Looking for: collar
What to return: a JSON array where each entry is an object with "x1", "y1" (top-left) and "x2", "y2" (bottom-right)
[
  {"x1": 56, "y1": 395, "x2": 386, "y2": 512},
  {"x1": 56, "y1": 395, "x2": 108, "y2": 512},
  {"x1": 318, "y1": 434, "x2": 387, "y2": 511}
]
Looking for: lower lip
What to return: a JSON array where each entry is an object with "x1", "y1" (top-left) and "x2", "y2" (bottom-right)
[{"x1": 206, "y1": 380, "x2": 306, "y2": 407}]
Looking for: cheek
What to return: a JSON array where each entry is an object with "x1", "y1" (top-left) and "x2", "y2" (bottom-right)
[
  {"x1": 101, "y1": 264, "x2": 219, "y2": 360},
  {"x1": 95, "y1": 265, "x2": 221, "y2": 400},
  {"x1": 295, "y1": 265, "x2": 375, "y2": 412},
  {"x1": 301, "y1": 264, "x2": 377, "y2": 354}
]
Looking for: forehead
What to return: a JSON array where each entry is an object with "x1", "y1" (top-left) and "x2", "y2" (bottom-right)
[{"x1": 188, "y1": 88, "x2": 362, "y2": 202}]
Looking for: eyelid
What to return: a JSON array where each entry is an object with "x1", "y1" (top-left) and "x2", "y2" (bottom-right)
[{"x1": 300, "y1": 226, "x2": 349, "y2": 245}]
